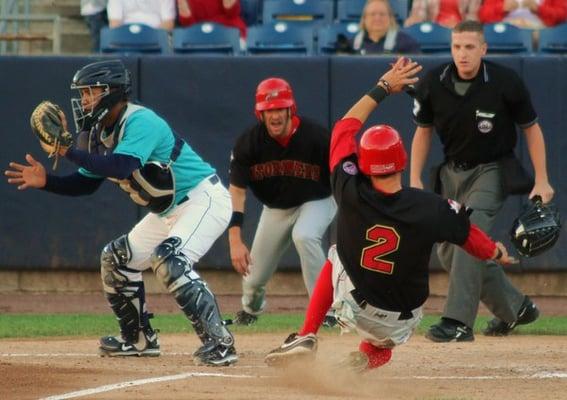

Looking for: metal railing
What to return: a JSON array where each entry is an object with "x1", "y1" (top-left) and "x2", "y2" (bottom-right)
[
  {"x1": 0, "y1": 0, "x2": 61, "y2": 54},
  {"x1": 0, "y1": 14, "x2": 62, "y2": 54}
]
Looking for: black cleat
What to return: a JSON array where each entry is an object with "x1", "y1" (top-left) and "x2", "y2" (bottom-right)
[
  {"x1": 426, "y1": 319, "x2": 474, "y2": 343},
  {"x1": 99, "y1": 328, "x2": 160, "y2": 357},
  {"x1": 265, "y1": 333, "x2": 318, "y2": 366},
  {"x1": 483, "y1": 296, "x2": 540, "y2": 336},
  {"x1": 193, "y1": 344, "x2": 238, "y2": 367},
  {"x1": 234, "y1": 310, "x2": 258, "y2": 326}
]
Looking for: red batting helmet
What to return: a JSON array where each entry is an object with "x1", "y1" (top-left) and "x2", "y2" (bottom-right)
[
  {"x1": 358, "y1": 125, "x2": 407, "y2": 175},
  {"x1": 255, "y1": 77, "x2": 297, "y2": 120}
]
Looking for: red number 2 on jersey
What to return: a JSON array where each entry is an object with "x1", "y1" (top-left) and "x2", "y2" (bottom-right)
[{"x1": 360, "y1": 225, "x2": 400, "y2": 274}]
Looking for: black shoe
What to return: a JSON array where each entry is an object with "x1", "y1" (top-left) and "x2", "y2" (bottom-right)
[
  {"x1": 194, "y1": 344, "x2": 238, "y2": 366},
  {"x1": 426, "y1": 319, "x2": 474, "y2": 343},
  {"x1": 483, "y1": 296, "x2": 540, "y2": 336},
  {"x1": 234, "y1": 310, "x2": 258, "y2": 326},
  {"x1": 264, "y1": 333, "x2": 318, "y2": 366},
  {"x1": 322, "y1": 315, "x2": 338, "y2": 328},
  {"x1": 99, "y1": 327, "x2": 160, "y2": 357}
]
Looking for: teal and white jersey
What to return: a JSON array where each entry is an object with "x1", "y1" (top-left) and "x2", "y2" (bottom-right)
[{"x1": 79, "y1": 106, "x2": 215, "y2": 207}]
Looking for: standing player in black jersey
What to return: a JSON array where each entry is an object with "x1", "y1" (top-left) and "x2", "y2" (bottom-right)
[
  {"x1": 228, "y1": 78, "x2": 337, "y2": 325},
  {"x1": 265, "y1": 58, "x2": 517, "y2": 371}
]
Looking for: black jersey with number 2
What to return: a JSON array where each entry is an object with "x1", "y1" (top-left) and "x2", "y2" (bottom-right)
[{"x1": 332, "y1": 151, "x2": 470, "y2": 313}]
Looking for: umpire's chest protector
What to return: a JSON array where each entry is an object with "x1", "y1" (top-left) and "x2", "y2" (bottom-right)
[{"x1": 77, "y1": 104, "x2": 177, "y2": 214}]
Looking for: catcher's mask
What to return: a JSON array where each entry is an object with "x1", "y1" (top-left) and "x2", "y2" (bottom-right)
[
  {"x1": 358, "y1": 125, "x2": 407, "y2": 176},
  {"x1": 254, "y1": 77, "x2": 297, "y2": 120},
  {"x1": 70, "y1": 59, "x2": 131, "y2": 132},
  {"x1": 510, "y1": 196, "x2": 561, "y2": 257}
]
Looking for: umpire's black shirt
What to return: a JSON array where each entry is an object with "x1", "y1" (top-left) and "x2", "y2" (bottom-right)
[{"x1": 413, "y1": 60, "x2": 538, "y2": 165}]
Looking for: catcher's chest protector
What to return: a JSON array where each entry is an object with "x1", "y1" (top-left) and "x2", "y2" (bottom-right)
[{"x1": 78, "y1": 104, "x2": 178, "y2": 214}]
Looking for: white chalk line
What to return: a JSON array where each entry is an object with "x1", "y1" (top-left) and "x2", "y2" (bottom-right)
[
  {"x1": 0, "y1": 352, "x2": 211, "y2": 357},
  {"x1": 38, "y1": 371, "x2": 255, "y2": 400},
  {"x1": 34, "y1": 370, "x2": 567, "y2": 400}
]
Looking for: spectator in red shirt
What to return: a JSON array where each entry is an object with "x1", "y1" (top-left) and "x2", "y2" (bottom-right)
[
  {"x1": 404, "y1": 0, "x2": 482, "y2": 28},
  {"x1": 479, "y1": 0, "x2": 567, "y2": 29},
  {"x1": 177, "y1": 0, "x2": 247, "y2": 38}
]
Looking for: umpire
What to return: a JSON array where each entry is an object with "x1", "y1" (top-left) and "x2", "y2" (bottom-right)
[{"x1": 410, "y1": 20, "x2": 554, "y2": 342}]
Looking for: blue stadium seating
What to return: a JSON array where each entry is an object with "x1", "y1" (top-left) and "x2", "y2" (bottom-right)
[
  {"x1": 100, "y1": 24, "x2": 170, "y2": 54},
  {"x1": 337, "y1": 0, "x2": 408, "y2": 25},
  {"x1": 402, "y1": 22, "x2": 451, "y2": 53},
  {"x1": 241, "y1": 0, "x2": 262, "y2": 25},
  {"x1": 173, "y1": 23, "x2": 241, "y2": 55},
  {"x1": 247, "y1": 22, "x2": 315, "y2": 55},
  {"x1": 538, "y1": 23, "x2": 567, "y2": 53},
  {"x1": 317, "y1": 22, "x2": 360, "y2": 54},
  {"x1": 263, "y1": 0, "x2": 334, "y2": 24},
  {"x1": 483, "y1": 23, "x2": 533, "y2": 54}
]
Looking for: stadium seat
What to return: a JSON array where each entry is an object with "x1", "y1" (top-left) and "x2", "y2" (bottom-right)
[
  {"x1": 337, "y1": 0, "x2": 408, "y2": 25},
  {"x1": 262, "y1": 0, "x2": 334, "y2": 24},
  {"x1": 246, "y1": 22, "x2": 315, "y2": 55},
  {"x1": 172, "y1": 23, "x2": 241, "y2": 55},
  {"x1": 483, "y1": 23, "x2": 533, "y2": 54},
  {"x1": 100, "y1": 24, "x2": 170, "y2": 54},
  {"x1": 538, "y1": 23, "x2": 567, "y2": 53},
  {"x1": 317, "y1": 22, "x2": 360, "y2": 54},
  {"x1": 402, "y1": 22, "x2": 451, "y2": 53}
]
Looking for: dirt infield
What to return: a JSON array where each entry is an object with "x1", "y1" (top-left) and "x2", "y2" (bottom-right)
[
  {"x1": 1, "y1": 294, "x2": 566, "y2": 399},
  {"x1": 3, "y1": 334, "x2": 567, "y2": 400}
]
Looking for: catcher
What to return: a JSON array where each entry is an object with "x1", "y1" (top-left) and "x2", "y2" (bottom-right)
[
  {"x1": 5, "y1": 59, "x2": 238, "y2": 366},
  {"x1": 265, "y1": 58, "x2": 517, "y2": 371}
]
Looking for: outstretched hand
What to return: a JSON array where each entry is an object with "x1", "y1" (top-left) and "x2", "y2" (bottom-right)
[
  {"x1": 493, "y1": 242, "x2": 519, "y2": 265},
  {"x1": 379, "y1": 57, "x2": 422, "y2": 94},
  {"x1": 5, "y1": 154, "x2": 47, "y2": 190}
]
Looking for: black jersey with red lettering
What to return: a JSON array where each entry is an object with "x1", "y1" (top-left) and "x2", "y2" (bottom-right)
[
  {"x1": 230, "y1": 117, "x2": 331, "y2": 209},
  {"x1": 331, "y1": 119, "x2": 470, "y2": 313}
]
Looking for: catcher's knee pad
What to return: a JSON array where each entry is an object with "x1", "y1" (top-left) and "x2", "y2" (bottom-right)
[
  {"x1": 151, "y1": 237, "x2": 234, "y2": 347},
  {"x1": 100, "y1": 234, "x2": 138, "y2": 293}
]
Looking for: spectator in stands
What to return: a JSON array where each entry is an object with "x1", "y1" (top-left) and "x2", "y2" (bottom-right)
[
  {"x1": 107, "y1": 0, "x2": 176, "y2": 31},
  {"x1": 478, "y1": 0, "x2": 567, "y2": 29},
  {"x1": 81, "y1": 0, "x2": 108, "y2": 52},
  {"x1": 176, "y1": 0, "x2": 247, "y2": 38},
  {"x1": 351, "y1": 0, "x2": 420, "y2": 54},
  {"x1": 404, "y1": 0, "x2": 482, "y2": 28}
]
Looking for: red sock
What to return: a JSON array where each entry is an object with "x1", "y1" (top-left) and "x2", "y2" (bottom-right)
[
  {"x1": 298, "y1": 260, "x2": 333, "y2": 336},
  {"x1": 359, "y1": 341, "x2": 392, "y2": 369}
]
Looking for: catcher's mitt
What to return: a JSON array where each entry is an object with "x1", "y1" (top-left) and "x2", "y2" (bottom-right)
[
  {"x1": 30, "y1": 100, "x2": 73, "y2": 169},
  {"x1": 510, "y1": 196, "x2": 561, "y2": 257}
]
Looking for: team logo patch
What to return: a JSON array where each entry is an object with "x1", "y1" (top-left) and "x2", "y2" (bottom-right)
[
  {"x1": 342, "y1": 161, "x2": 358, "y2": 175},
  {"x1": 447, "y1": 199, "x2": 462, "y2": 214},
  {"x1": 478, "y1": 119, "x2": 493, "y2": 133},
  {"x1": 265, "y1": 90, "x2": 279, "y2": 100}
]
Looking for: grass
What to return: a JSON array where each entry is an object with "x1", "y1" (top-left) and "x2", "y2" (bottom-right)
[{"x1": 1, "y1": 313, "x2": 566, "y2": 339}]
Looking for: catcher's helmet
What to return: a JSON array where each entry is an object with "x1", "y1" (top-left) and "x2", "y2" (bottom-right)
[
  {"x1": 70, "y1": 59, "x2": 132, "y2": 131},
  {"x1": 358, "y1": 125, "x2": 407, "y2": 175},
  {"x1": 510, "y1": 197, "x2": 561, "y2": 257},
  {"x1": 255, "y1": 78, "x2": 297, "y2": 120}
]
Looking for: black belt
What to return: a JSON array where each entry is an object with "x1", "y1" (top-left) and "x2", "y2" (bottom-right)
[
  {"x1": 350, "y1": 290, "x2": 413, "y2": 321},
  {"x1": 177, "y1": 175, "x2": 220, "y2": 206},
  {"x1": 448, "y1": 160, "x2": 481, "y2": 172}
]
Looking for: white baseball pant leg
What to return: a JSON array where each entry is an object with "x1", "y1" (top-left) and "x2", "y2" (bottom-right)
[
  {"x1": 126, "y1": 176, "x2": 232, "y2": 278},
  {"x1": 329, "y1": 245, "x2": 423, "y2": 348}
]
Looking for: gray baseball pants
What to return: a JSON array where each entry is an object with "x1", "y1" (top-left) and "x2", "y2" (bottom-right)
[
  {"x1": 241, "y1": 196, "x2": 337, "y2": 314},
  {"x1": 437, "y1": 162, "x2": 526, "y2": 328}
]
